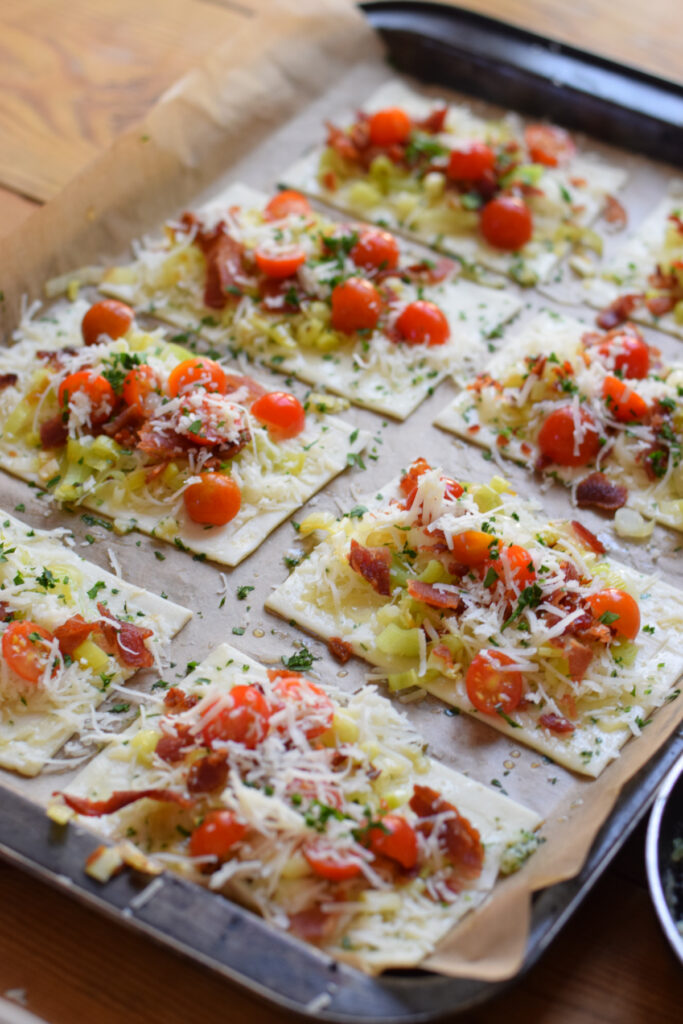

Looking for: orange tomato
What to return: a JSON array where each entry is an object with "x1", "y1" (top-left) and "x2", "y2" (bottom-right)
[
  {"x1": 304, "y1": 842, "x2": 363, "y2": 881},
  {"x1": 198, "y1": 685, "x2": 271, "y2": 748},
  {"x1": 254, "y1": 245, "x2": 306, "y2": 279},
  {"x1": 183, "y1": 473, "x2": 241, "y2": 526},
  {"x1": 482, "y1": 544, "x2": 536, "y2": 593},
  {"x1": 394, "y1": 300, "x2": 449, "y2": 346},
  {"x1": 367, "y1": 107, "x2": 412, "y2": 146},
  {"x1": 250, "y1": 391, "x2": 306, "y2": 439},
  {"x1": 465, "y1": 651, "x2": 523, "y2": 715},
  {"x1": 167, "y1": 357, "x2": 227, "y2": 398},
  {"x1": 58, "y1": 371, "x2": 116, "y2": 425},
  {"x1": 81, "y1": 300, "x2": 134, "y2": 347},
  {"x1": 450, "y1": 530, "x2": 496, "y2": 566},
  {"x1": 330, "y1": 277, "x2": 382, "y2": 333},
  {"x1": 263, "y1": 190, "x2": 312, "y2": 221},
  {"x1": 537, "y1": 406, "x2": 601, "y2": 467},
  {"x1": 587, "y1": 588, "x2": 640, "y2": 639},
  {"x1": 350, "y1": 228, "x2": 400, "y2": 272},
  {"x1": 367, "y1": 815, "x2": 418, "y2": 869},
  {"x1": 447, "y1": 142, "x2": 496, "y2": 181},
  {"x1": 269, "y1": 672, "x2": 334, "y2": 740},
  {"x1": 188, "y1": 810, "x2": 247, "y2": 860},
  {"x1": 122, "y1": 364, "x2": 159, "y2": 409},
  {"x1": 602, "y1": 375, "x2": 649, "y2": 422},
  {"x1": 2, "y1": 621, "x2": 56, "y2": 683},
  {"x1": 524, "y1": 124, "x2": 575, "y2": 167},
  {"x1": 480, "y1": 196, "x2": 533, "y2": 250}
]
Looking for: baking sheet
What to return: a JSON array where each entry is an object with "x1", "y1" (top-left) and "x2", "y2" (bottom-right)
[{"x1": 0, "y1": 0, "x2": 682, "y2": 991}]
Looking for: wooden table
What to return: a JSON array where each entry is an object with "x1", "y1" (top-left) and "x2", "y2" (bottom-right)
[{"x1": 0, "y1": 2, "x2": 681, "y2": 1021}]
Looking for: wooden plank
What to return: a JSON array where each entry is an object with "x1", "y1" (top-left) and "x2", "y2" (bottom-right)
[{"x1": 0, "y1": 188, "x2": 38, "y2": 237}]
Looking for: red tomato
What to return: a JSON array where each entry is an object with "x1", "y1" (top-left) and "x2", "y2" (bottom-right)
[
  {"x1": 537, "y1": 405, "x2": 601, "y2": 467},
  {"x1": 198, "y1": 685, "x2": 271, "y2": 748},
  {"x1": 81, "y1": 300, "x2": 134, "y2": 347},
  {"x1": 446, "y1": 142, "x2": 496, "y2": 181},
  {"x1": 250, "y1": 391, "x2": 306, "y2": 440},
  {"x1": 263, "y1": 190, "x2": 312, "y2": 222},
  {"x1": 596, "y1": 329, "x2": 650, "y2": 379},
  {"x1": 482, "y1": 544, "x2": 536, "y2": 593},
  {"x1": 188, "y1": 810, "x2": 247, "y2": 860},
  {"x1": 602, "y1": 375, "x2": 649, "y2": 422},
  {"x1": 350, "y1": 228, "x2": 400, "y2": 272},
  {"x1": 394, "y1": 300, "x2": 450, "y2": 347},
  {"x1": 167, "y1": 357, "x2": 227, "y2": 398},
  {"x1": 58, "y1": 371, "x2": 115, "y2": 425},
  {"x1": 587, "y1": 588, "x2": 640, "y2": 640},
  {"x1": 480, "y1": 196, "x2": 533, "y2": 250},
  {"x1": 122, "y1": 364, "x2": 159, "y2": 409},
  {"x1": 450, "y1": 530, "x2": 496, "y2": 566},
  {"x1": 304, "y1": 843, "x2": 363, "y2": 881},
  {"x1": 367, "y1": 815, "x2": 418, "y2": 869},
  {"x1": 183, "y1": 473, "x2": 241, "y2": 526},
  {"x1": 2, "y1": 621, "x2": 56, "y2": 683},
  {"x1": 524, "y1": 124, "x2": 575, "y2": 167},
  {"x1": 254, "y1": 245, "x2": 306, "y2": 279},
  {"x1": 367, "y1": 107, "x2": 412, "y2": 147},
  {"x1": 330, "y1": 277, "x2": 382, "y2": 333},
  {"x1": 465, "y1": 651, "x2": 523, "y2": 715},
  {"x1": 269, "y1": 672, "x2": 334, "y2": 740}
]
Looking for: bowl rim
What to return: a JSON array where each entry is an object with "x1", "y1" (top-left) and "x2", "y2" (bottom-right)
[{"x1": 645, "y1": 750, "x2": 683, "y2": 965}]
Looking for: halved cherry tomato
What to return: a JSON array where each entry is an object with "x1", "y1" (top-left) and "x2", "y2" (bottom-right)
[
  {"x1": 198, "y1": 684, "x2": 271, "y2": 748},
  {"x1": 450, "y1": 530, "x2": 496, "y2": 566},
  {"x1": 251, "y1": 391, "x2": 306, "y2": 440},
  {"x1": 394, "y1": 300, "x2": 449, "y2": 347},
  {"x1": 465, "y1": 650, "x2": 523, "y2": 716},
  {"x1": 304, "y1": 842, "x2": 363, "y2": 881},
  {"x1": 81, "y1": 299, "x2": 134, "y2": 347},
  {"x1": 58, "y1": 371, "x2": 115, "y2": 425},
  {"x1": 480, "y1": 196, "x2": 533, "y2": 250},
  {"x1": 184, "y1": 472, "x2": 241, "y2": 526},
  {"x1": 330, "y1": 277, "x2": 382, "y2": 333},
  {"x1": 602, "y1": 375, "x2": 649, "y2": 422},
  {"x1": 537, "y1": 406, "x2": 601, "y2": 467},
  {"x1": 122, "y1": 364, "x2": 159, "y2": 409},
  {"x1": 524, "y1": 124, "x2": 575, "y2": 167},
  {"x1": 482, "y1": 544, "x2": 536, "y2": 593},
  {"x1": 269, "y1": 672, "x2": 334, "y2": 740},
  {"x1": 254, "y1": 245, "x2": 306, "y2": 279},
  {"x1": 587, "y1": 588, "x2": 640, "y2": 640},
  {"x1": 596, "y1": 329, "x2": 650, "y2": 379},
  {"x1": 367, "y1": 814, "x2": 418, "y2": 869},
  {"x1": 263, "y1": 190, "x2": 312, "y2": 222},
  {"x1": 167, "y1": 357, "x2": 227, "y2": 398},
  {"x1": 368, "y1": 107, "x2": 412, "y2": 147},
  {"x1": 350, "y1": 228, "x2": 400, "y2": 272},
  {"x1": 2, "y1": 621, "x2": 56, "y2": 683},
  {"x1": 447, "y1": 142, "x2": 496, "y2": 182},
  {"x1": 188, "y1": 810, "x2": 247, "y2": 860}
]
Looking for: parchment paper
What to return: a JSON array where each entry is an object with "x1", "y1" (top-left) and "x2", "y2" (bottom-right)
[{"x1": 0, "y1": 0, "x2": 682, "y2": 984}]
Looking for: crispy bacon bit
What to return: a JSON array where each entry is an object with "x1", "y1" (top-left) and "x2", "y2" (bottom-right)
[
  {"x1": 101, "y1": 403, "x2": 144, "y2": 446},
  {"x1": 259, "y1": 277, "x2": 306, "y2": 313},
  {"x1": 181, "y1": 214, "x2": 247, "y2": 310},
  {"x1": 40, "y1": 414, "x2": 68, "y2": 449},
  {"x1": 155, "y1": 723, "x2": 195, "y2": 764},
  {"x1": 431, "y1": 644, "x2": 454, "y2": 668},
  {"x1": 603, "y1": 194, "x2": 627, "y2": 229},
  {"x1": 328, "y1": 636, "x2": 354, "y2": 664},
  {"x1": 164, "y1": 687, "x2": 200, "y2": 714},
  {"x1": 58, "y1": 789, "x2": 191, "y2": 817},
  {"x1": 0, "y1": 601, "x2": 13, "y2": 623},
  {"x1": 53, "y1": 615, "x2": 98, "y2": 658},
  {"x1": 552, "y1": 637, "x2": 594, "y2": 681},
  {"x1": 0, "y1": 373, "x2": 18, "y2": 391},
  {"x1": 37, "y1": 347, "x2": 79, "y2": 369},
  {"x1": 409, "y1": 785, "x2": 484, "y2": 881},
  {"x1": 348, "y1": 539, "x2": 392, "y2": 596},
  {"x1": 187, "y1": 751, "x2": 229, "y2": 794},
  {"x1": 415, "y1": 106, "x2": 447, "y2": 134},
  {"x1": 288, "y1": 907, "x2": 335, "y2": 943},
  {"x1": 400, "y1": 257, "x2": 455, "y2": 285},
  {"x1": 646, "y1": 294, "x2": 675, "y2": 317},
  {"x1": 97, "y1": 603, "x2": 154, "y2": 668},
  {"x1": 640, "y1": 442, "x2": 670, "y2": 482},
  {"x1": 575, "y1": 472, "x2": 628, "y2": 512},
  {"x1": 596, "y1": 293, "x2": 642, "y2": 330},
  {"x1": 539, "y1": 712, "x2": 576, "y2": 735},
  {"x1": 326, "y1": 120, "x2": 363, "y2": 164},
  {"x1": 406, "y1": 580, "x2": 464, "y2": 612},
  {"x1": 570, "y1": 520, "x2": 605, "y2": 555}
]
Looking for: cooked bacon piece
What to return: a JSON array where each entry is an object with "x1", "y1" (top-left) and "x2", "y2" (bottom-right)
[
  {"x1": 96, "y1": 603, "x2": 154, "y2": 668},
  {"x1": 603, "y1": 194, "x2": 627, "y2": 229},
  {"x1": 40, "y1": 414, "x2": 68, "y2": 449},
  {"x1": 415, "y1": 106, "x2": 447, "y2": 134},
  {"x1": 259, "y1": 278, "x2": 306, "y2": 313},
  {"x1": 53, "y1": 615, "x2": 99, "y2": 658},
  {"x1": 0, "y1": 601, "x2": 13, "y2": 622},
  {"x1": 410, "y1": 785, "x2": 484, "y2": 881},
  {"x1": 325, "y1": 121, "x2": 363, "y2": 164},
  {"x1": 58, "y1": 788, "x2": 191, "y2": 816},
  {"x1": 570, "y1": 520, "x2": 605, "y2": 555},
  {"x1": 596, "y1": 293, "x2": 642, "y2": 330},
  {"x1": 181, "y1": 214, "x2": 247, "y2": 310},
  {"x1": 37, "y1": 347, "x2": 79, "y2": 369},
  {"x1": 348, "y1": 539, "x2": 392, "y2": 596},
  {"x1": 328, "y1": 636, "x2": 354, "y2": 664},
  {"x1": 576, "y1": 472, "x2": 628, "y2": 512},
  {"x1": 407, "y1": 580, "x2": 464, "y2": 612},
  {"x1": 187, "y1": 751, "x2": 229, "y2": 794},
  {"x1": 101, "y1": 403, "x2": 144, "y2": 446},
  {"x1": 640, "y1": 442, "x2": 670, "y2": 482},
  {"x1": 0, "y1": 373, "x2": 18, "y2": 391},
  {"x1": 288, "y1": 907, "x2": 335, "y2": 943},
  {"x1": 155, "y1": 723, "x2": 195, "y2": 764},
  {"x1": 136, "y1": 421, "x2": 188, "y2": 458},
  {"x1": 164, "y1": 687, "x2": 200, "y2": 714},
  {"x1": 646, "y1": 294, "x2": 675, "y2": 317},
  {"x1": 430, "y1": 644, "x2": 454, "y2": 668},
  {"x1": 539, "y1": 712, "x2": 576, "y2": 735},
  {"x1": 552, "y1": 637, "x2": 594, "y2": 681},
  {"x1": 398, "y1": 257, "x2": 455, "y2": 285}
]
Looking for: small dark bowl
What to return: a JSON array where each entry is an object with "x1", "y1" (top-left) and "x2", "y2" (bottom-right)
[{"x1": 646, "y1": 752, "x2": 683, "y2": 965}]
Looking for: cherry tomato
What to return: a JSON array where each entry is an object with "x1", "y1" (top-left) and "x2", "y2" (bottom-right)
[
  {"x1": 480, "y1": 196, "x2": 533, "y2": 250},
  {"x1": 399, "y1": 458, "x2": 432, "y2": 495},
  {"x1": 537, "y1": 406, "x2": 601, "y2": 467},
  {"x1": 465, "y1": 650, "x2": 523, "y2": 716},
  {"x1": 447, "y1": 142, "x2": 496, "y2": 181},
  {"x1": 367, "y1": 107, "x2": 412, "y2": 147},
  {"x1": 58, "y1": 371, "x2": 115, "y2": 425},
  {"x1": 81, "y1": 300, "x2": 134, "y2": 347},
  {"x1": 2, "y1": 621, "x2": 56, "y2": 683},
  {"x1": 350, "y1": 228, "x2": 400, "y2": 272},
  {"x1": 254, "y1": 245, "x2": 306, "y2": 279},
  {"x1": 184, "y1": 473, "x2": 241, "y2": 526},
  {"x1": 122, "y1": 364, "x2": 159, "y2": 409},
  {"x1": 395, "y1": 300, "x2": 450, "y2": 347},
  {"x1": 450, "y1": 530, "x2": 496, "y2": 566},
  {"x1": 482, "y1": 544, "x2": 536, "y2": 593},
  {"x1": 587, "y1": 588, "x2": 640, "y2": 640},
  {"x1": 198, "y1": 684, "x2": 271, "y2": 748},
  {"x1": 269, "y1": 672, "x2": 334, "y2": 740},
  {"x1": 367, "y1": 815, "x2": 418, "y2": 869},
  {"x1": 188, "y1": 810, "x2": 247, "y2": 860},
  {"x1": 250, "y1": 391, "x2": 306, "y2": 440},
  {"x1": 263, "y1": 190, "x2": 312, "y2": 222},
  {"x1": 330, "y1": 277, "x2": 382, "y2": 333},
  {"x1": 596, "y1": 329, "x2": 650, "y2": 379},
  {"x1": 524, "y1": 124, "x2": 575, "y2": 167},
  {"x1": 304, "y1": 843, "x2": 363, "y2": 881},
  {"x1": 167, "y1": 357, "x2": 227, "y2": 398},
  {"x1": 602, "y1": 375, "x2": 649, "y2": 422}
]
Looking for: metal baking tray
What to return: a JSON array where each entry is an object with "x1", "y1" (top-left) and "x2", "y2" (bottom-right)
[{"x1": 1, "y1": 3, "x2": 683, "y2": 1019}]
